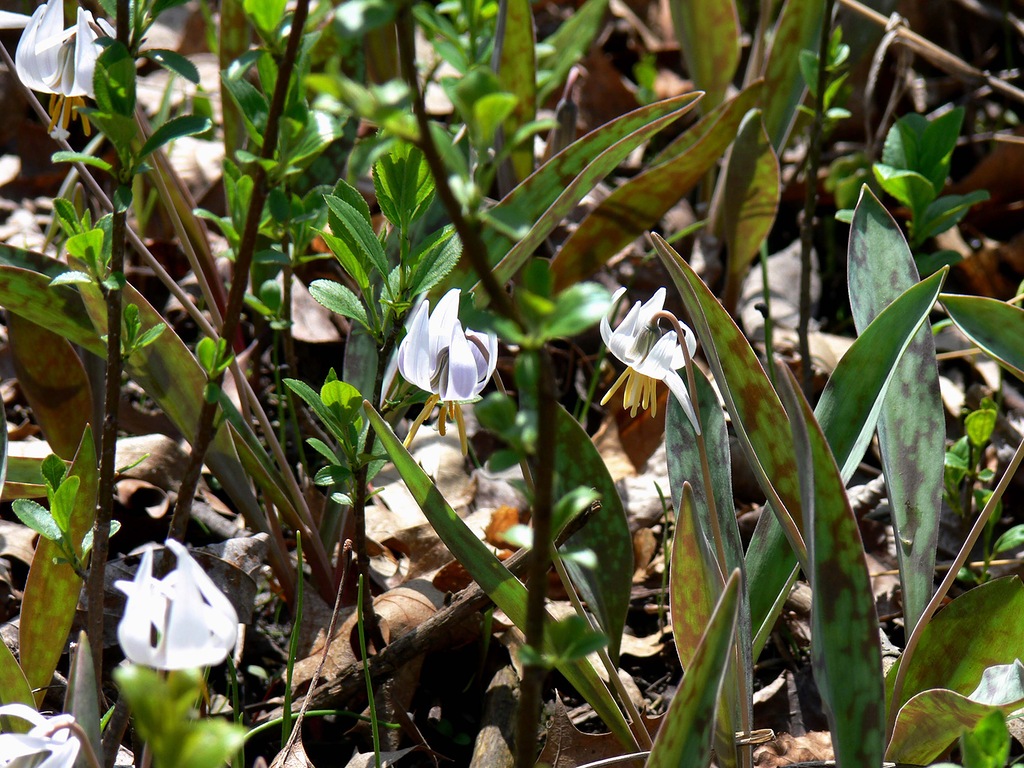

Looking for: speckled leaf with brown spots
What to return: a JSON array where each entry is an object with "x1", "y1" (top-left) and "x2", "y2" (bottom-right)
[
  {"x1": 775, "y1": 363, "x2": 884, "y2": 768},
  {"x1": 648, "y1": 569, "x2": 740, "y2": 768},
  {"x1": 849, "y1": 186, "x2": 944, "y2": 635}
]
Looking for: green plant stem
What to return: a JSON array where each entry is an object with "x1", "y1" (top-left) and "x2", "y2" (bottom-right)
[
  {"x1": 550, "y1": 548, "x2": 650, "y2": 751},
  {"x1": 357, "y1": 574, "x2": 382, "y2": 768},
  {"x1": 886, "y1": 432, "x2": 1024, "y2": 740},
  {"x1": 797, "y1": 0, "x2": 836, "y2": 397},
  {"x1": 85, "y1": 0, "x2": 130, "y2": 702},
  {"x1": 166, "y1": 0, "x2": 312, "y2": 564},
  {"x1": 396, "y1": 9, "x2": 555, "y2": 765},
  {"x1": 516, "y1": 351, "x2": 558, "y2": 767}
]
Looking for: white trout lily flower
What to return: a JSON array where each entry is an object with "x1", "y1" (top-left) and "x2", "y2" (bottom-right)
[
  {"x1": 397, "y1": 288, "x2": 498, "y2": 454},
  {"x1": 114, "y1": 539, "x2": 239, "y2": 671},
  {"x1": 0, "y1": 703, "x2": 80, "y2": 768},
  {"x1": 14, "y1": 0, "x2": 111, "y2": 141},
  {"x1": 600, "y1": 287, "x2": 700, "y2": 432}
]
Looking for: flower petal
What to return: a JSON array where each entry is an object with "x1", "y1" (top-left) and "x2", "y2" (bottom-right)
[
  {"x1": 663, "y1": 368, "x2": 701, "y2": 435},
  {"x1": 441, "y1": 321, "x2": 482, "y2": 401},
  {"x1": 397, "y1": 300, "x2": 434, "y2": 392},
  {"x1": 428, "y1": 289, "x2": 462, "y2": 360}
]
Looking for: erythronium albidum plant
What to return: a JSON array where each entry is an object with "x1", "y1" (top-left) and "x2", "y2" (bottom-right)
[
  {"x1": 0, "y1": 703, "x2": 81, "y2": 768},
  {"x1": 12, "y1": 0, "x2": 111, "y2": 141},
  {"x1": 600, "y1": 287, "x2": 700, "y2": 432},
  {"x1": 398, "y1": 288, "x2": 498, "y2": 454},
  {"x1": 114, "y1": 540, "x2": 238, "y2": 671}
]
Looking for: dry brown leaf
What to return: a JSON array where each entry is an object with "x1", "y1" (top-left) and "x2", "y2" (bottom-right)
[
  {"x1": 592, "y1": 417, "x2": 637, "y2": 482},
  {"x1": 612, "y1": 387, "x2": 668, "y2": 472},
  {"x1": 619, "y1": 629, "x2": 667, "y2": 659},
  {"x1": 269, "y1": 733, "x2": 314, "y2": 768},
  {"x1": 631, "y1": 527, "x2": 658, "y2": 582},
  {"x1": 484, "y1": 506, "x2": 522, "y2": 547},
  {"x1": 344, "y1": 748, "x2": 417, "y2": 767},
  {"x1": 536, "y1": 697, "x2": 647, "y2": 768},
  {"x1": 752, "y1": 731, "x2": 833, "y2": 767}
]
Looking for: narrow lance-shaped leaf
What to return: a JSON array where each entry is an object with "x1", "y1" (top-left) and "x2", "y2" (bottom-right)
[
  {"x1": 363, "y1": 402, "x2": 636, "y2": 748},
  {"x1": 776, "y1": 362, "x2": 884, "y2": 768},
  {"x1": 720, "y1": 109, "x2": 780, "y2": 314},
  {"x1": 648, "y1": 569, "x2": 741, "y2": 768},
  {"x1": 671, "y1": 0, "x2": 740, "y2": 109},
  {"x1": 20, "y1": 429, "x2": 97, "y2": 708},
  {"x1": 551, "y1": 83, "x2": 762, "y2": 291},
  {"x1": 942, "y1": 294, "x2": 1024, "y2": 381},
  {"x1": 496, "y1": 0, "x2": 537, "y2": 184},
  {"x1": 848, "y1": 186, "x2": 943, "y2": 633},
  {"x1": 553, "y1": 407, "x2": 631, "y2": 663}
]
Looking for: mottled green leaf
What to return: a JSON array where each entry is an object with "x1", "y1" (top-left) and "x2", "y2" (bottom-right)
[
  {"x1": 364, "y1": 402, "x2": 634, "y2": 747},
  {"x1": 721, "y1": 109, "x2": 780, "y2": 313},
  {"x1": 671, "y1": 0, "x2": 740, "y2": 108},
  {"x1": 464, "y1": 93, "x2": 703, "y2": 298},
  {"x1": 848, "y1": 186, "x2": 943, "y2": 633},
  {"x1": 553, "y1": 407, "x2": 630, "y2": 663},
  {"x1": 551, "y1": 84, "x2": 761, "y2": 291},
  {"x1": 761, "y1": 0, "x2": 825, "y2": 151},
  {"x1": 887, "y1": 577, "x2": 1024, "y2": 711},
  {"x1": 20, "y1": 429, "x2": 96, "y2": 707},
  {"x1": 942, "y1": 294, "x2": 1024, "y2": 381},
  {"x1": 7, "y1": 313, "x2": 93, "y2": 460},
  {"x1": 776, "y1": 363, "x2": 884, "y2": 768},
  {"x1": 648, "y1": 569, "x2": 740, "y2": 768},
  {"x1": 496, "y1": 0, "x2": 537, "y2": 183}
]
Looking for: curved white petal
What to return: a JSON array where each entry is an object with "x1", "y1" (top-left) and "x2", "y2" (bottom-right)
[
  {"x1": 428, "y1": 289, "x2": 461, "y2": 360},
  {"x1": 397, "y1": 300, "x2": 434, "y2": 392},
  {"x1": 0, "y1": 705, "x2": 81, "y2": 768},
  {"x1": 70, "y1": 8, "x2": 99, "y2": 97},
  {"x1": 14, "y1": 0, "x2": 62, "y2": 92},
  {"x1": 0, "y1": 11, "x2": 30, "y2": 29},
  {"x1": 466, "y1": 328, "x2": 497, "y2": 383},
  {"x1": 663, "y1": 369, "x2": 701, "y2": 435},
  {"x1": 636, "y1": 287, "x2": 666, "y2": 324},
  {"x1": 441, "y1": 322, "x2": 481, "y2": 401}
]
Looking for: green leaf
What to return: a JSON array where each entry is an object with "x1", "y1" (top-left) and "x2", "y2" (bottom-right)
[
  {"x1": 372, "y1": 143, "x2": 434, "y2": 230},
  {"x1": 962, "y1": 710, "x2": 1011, "y2": 768},
  {"x1": 333, "y1": 0, "x2": 396, "y2": 36},
  {"x1": 309, "y1": 279, "x2": 370, "y2": 331},
  {"x1": 536, "y1": 0, "x2": 609, "y2": 103},
  {"x1": 93, "y1": 41, "x2": 137, "y2": 118},
  {"x1": 324, "y1": 195, "x2": 389, "y2": 278},
  {"x1": 545, "y1": 283, "x2": 610, "y2": 339},
  {"x1": 496, "y1": 0, "x2": 537, "y2": 183},
  {"x1": 409, "y1": 226, "x2": 460, "y2": 296},
  {"x1": 775, "y1": 363, "x2": 885, "y2": 768},
  {"x1": 919, "y1": 107, "x2": 964, "y2": 192},
  {"x1": 848, "y1": 186, "x2": 943, "y2": 633},
  {"x1": 49, "y1": 475, "x2": 80, "y2": 533},
  {"x1": 553, "y1": 406, "x2": 631, "y2": 663},
  {"x1": 916, "y1": 190, "x2": 990, "y2": 243},
  {"x1": 139, "y1": 116, "x2": 212, "y2": 161},
  {"x1": 365, "y1": 402, "x2": 635, "y2": 747},
  {"x1": 551, "y1": 83, "x2": 761, "y2": 290},
  {"x1": 50, "y1": 151, "x2": 113, "y2": 172},
  {"x1": 41, "y1": 454, "x2": 67, "y2": 493},
  {"x1": 20, "y1": 430, "x2": 96, "y2": 707},
  {"x1": 12, "y1": 499, "x2": 61, "y2": 541},
  {"x1": 993, "y1": 524, "x2": 1024, "y2": 555},
  {"x1": 141, "y1": 49, "x2": 201, "y2": 84},
  {"x1": 244, "y1": 0, "x2": 286, "y2": 38},
  {"x1": 721, "y1": 109, "x2": 780, "y2": 312},
  {"x1": 761, "y1": 0, "x2": 824, "y2": 151},
  {"x1": 873, "y1": 165, "x2": 935, "y2": 217},
  {"x1": 965, "y1": 406, "x2": 997, "y2": 448},
  {"x1": 465, "y1": 92, "x2": 703, "y2": 301},
  {"x1": 942, "y1": 294, "x2": 1024, "y2": 381},
  {"x1": 670, "y1": 0, "x2": 740, "y2": 108},
  {"x1": 647, "y1": 569, "x2": 740, "y2": 768}
]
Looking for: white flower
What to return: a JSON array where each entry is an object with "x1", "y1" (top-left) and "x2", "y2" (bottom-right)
[
  {"x1": 397, "y1": 288, "x2": 498, "y2": 453},
  {"x1": 600, "y1": 287, "x2": 700, "y2": 432},
  {"x1": 0, "y1": 703, "x2": 80, "y2": 768},
  {"x1": 114, "y1": 540, "x2": 239, "y2": 671},
  {"x1": 14, "y1": 0, "x2": 111, "y2": 141}
]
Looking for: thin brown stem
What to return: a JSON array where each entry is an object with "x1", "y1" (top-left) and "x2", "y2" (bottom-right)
[
  {"x1": 85, "y1": 0, "x2": 130, "y2": 704},
  {"x1": 167, "y1": 0, "x2": 315, "y2": 591}
]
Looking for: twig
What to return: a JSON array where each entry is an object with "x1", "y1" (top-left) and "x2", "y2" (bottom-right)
[
  {"x1": 166, "y1": 0, "x2": 311, "y2": 562},
  {"x1": 85, "y1": 0, "x2": 131, "y2": 703}
]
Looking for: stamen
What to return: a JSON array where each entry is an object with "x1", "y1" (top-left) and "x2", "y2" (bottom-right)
[
  {"x1": 404, "y1": 393, "x2": 440, "y2": 448},
  {"x1": 600, "y1": 367, "x2": 632, "y2": 406},
  {"x1": 454, "y1": 402, "x2": 468, "y2": 455},
  {"x1": 437, "y1": 402, "x2": 449, "y2": 436}
]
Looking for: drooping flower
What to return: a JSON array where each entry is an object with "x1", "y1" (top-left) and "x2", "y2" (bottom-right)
[
  {"x1": 0, "y1": 703, "x2": 80, "y2": 768},
  {"x1": 14, "y1": 0, "x2": 111, "y2": 141},
  {"x1": 397, "y1": 288, "x2": 498, "y2": 454},
  {"x1": 114, "y1": 539, "x2": 239, "y2": 671},
  {"x1": 600, "y1": 287, "x2": 700, "y2": 432}
]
